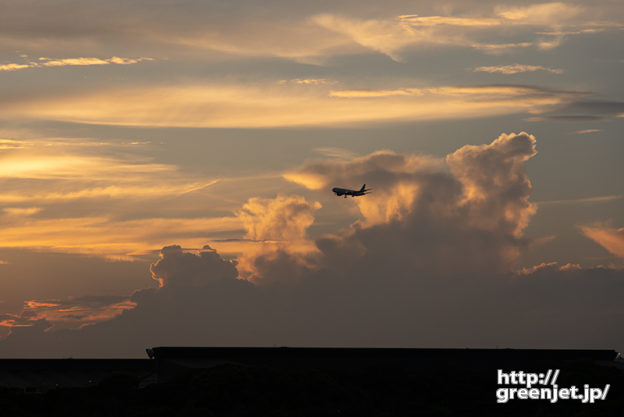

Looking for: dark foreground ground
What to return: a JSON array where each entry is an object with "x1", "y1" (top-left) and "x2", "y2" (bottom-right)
[{"x1": 1, "y1": 348, "x2": 623, "y2": 416}]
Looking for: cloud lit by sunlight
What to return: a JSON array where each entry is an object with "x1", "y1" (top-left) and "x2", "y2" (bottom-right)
[
  {"x1": 235, "y1": 195, "x2": 321, "y2": 282},
  {"x1": 580, "y1": 224, "x2": 624, "y2": 258},
  {"x1": 0, "y1": 216, "x2": 242, "y2": 260},
  {"x1": 0, "y1": 56, "x2": 152, "y2": 72},
  {"x1": 474, "y1": 64, "x2": 563, "y2": 75},
  {"x1": 0, "y1": 296, "x2": 137, "y2": 331},
  {"x1": 0, "y1": 83, "x2": 585, "y2": 128}
]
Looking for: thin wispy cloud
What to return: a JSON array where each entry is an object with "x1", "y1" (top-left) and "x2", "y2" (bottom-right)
[
  {"x1": 0, "y1": 181, "x2": 219, "y2": 203},
  {"x1": 279, "y1": 78, "x2": 332, "y2": 85},
  {"x1": 0, "y1": 82, "x2": 586, "y2": 128},
  {"x1": 311, "y1": 3, "x2": 619, "y2": 60},
  {"x1": 2, "y1": 207, "x2": 42, "y2": 216},
  {"x1": 580, "y1": 224, "x2": 624, "y2": 258},
  {"x1": 0, "y1": 153, "x2": 173, "y2": 180},
  {"x1": 399, "y1": 14, "x2": 501, "y2": 27},
  {"x1": 0, "y1": 296, "x2": 137, "y2": 331},
  {"x1": 571, "y1": 129, "x2": 600, "y2": 134},
  {"x1": 0, "y1": 56, "x2": 152, "y2": 72},
  {"x1": 474, "y1": 64, "x2": 563, "y2": 75},
  {"x1": 470, "y1": 42, "x2": 534, "y2": 53},
  {"x1": 314, "y1": 147, "x2": 358, "y2": 159},
  {"x1": 536, "y1": 195, "x2": 621, "y2": 206},
  {"x1": 0, "y1": 215, "x2": 243, "y2": 260},
  {"x1": 527, "y1": 115, "x2": 605, "y2": 122}
]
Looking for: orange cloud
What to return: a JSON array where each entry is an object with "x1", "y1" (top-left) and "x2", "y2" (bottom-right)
[
  {"x1": 516, "y1": 261, "x2": 582, "y2": 275},
  {"x1": 0, "y1": 152, "x2": 173, "y2": 180},
  {"x1": 235, "y1": 195, "x2": 321, "y2": 283},
  {"x1": 2, "y1": 207, "x2": 41, "y2": 216},
  {"x1": 400, "y1": 14, "x2": 501, "y2": 27},
  {"x1": 1, "y1": 83, "x2": 585, "y2": 128},
  {"x1": 496, "y1": 2, "x2": 581, "y2": 25},
  {"x1": 0, "y1": 63, "x2": 30, "y2": 71},
  {"x1": 580, "y1": 224, "x2": 624, "y2": 258},
  {"x1": 238, "y1": 194, "x2": 321, "y2": 242},
  {"x1": 0, "y1": 319, "x2": 32, "y2": 328},
  {"x1": 470, "y1": 42, "x2": 534, "y2": 53},
  {"x1": 309, "y1": 4, "x2": 614, "y2": 59},
  {"x1": 1, "y1": 296, "x2": 137, "y2": 331},
  {"x1": 285, "y1": 132, "x2": 537, "y2": 276},
  {"x1": 474, "y1": 64, "x2": 563, "y2": 75},
  {"x1": 0, "y1": 216, "x2": 242, "y2": 260},
  {"x1": 0, "y1": 56, "x2": 151, "y2": 72},
  {"x1": 572, "y1": 129, "x2": 600, "y2": 135},
  {"x1": 0, "y1": 181, "x2": 218, "y2": 203}
]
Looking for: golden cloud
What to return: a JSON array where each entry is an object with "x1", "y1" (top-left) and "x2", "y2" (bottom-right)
[
  {"x1": 235, "y1": 195, "x2": 322, "y2": 282},
  {"x1": 474, "y1": 64, "x2": 563, "y2": 75},
  {"x1": 0, "y1": 297, "x2": 137, "y2": 331},
  {"x1": 0, "y1": 56, "x2": 151, "y2": 72},
  {"x1": 0, "y1": 83, "x2": 584, "y2": 128},
  {"x1": 0, "y1": 216, "x2": 242, "y2": 260}
]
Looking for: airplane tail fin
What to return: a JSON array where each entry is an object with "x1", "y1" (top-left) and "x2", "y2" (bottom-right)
[{"x1": 360, "y1": 184, "x2": 366, "y2": 192}]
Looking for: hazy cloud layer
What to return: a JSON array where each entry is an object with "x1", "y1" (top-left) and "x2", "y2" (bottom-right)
[{"x1": 2, "y1": 1, "x2": 620, "y2": 61}]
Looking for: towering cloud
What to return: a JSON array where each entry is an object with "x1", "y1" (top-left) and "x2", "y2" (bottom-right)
[
  {"x1": 236, "y1": 195, "x2": 321, "y2": 283},
  {"x1": 286, "y1": 132, "x2": 537, "y2": 275},
  {"x1": 237, "y1": 195, "x2": 321, "y2": 243},
  {"x1": 1, "y1": 132, "x2": 623, "y2": 357},
  {"x1": 150, "y1": 245, "x2": 238, "y2": 288}
]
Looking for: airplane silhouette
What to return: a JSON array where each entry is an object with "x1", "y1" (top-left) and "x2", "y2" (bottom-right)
[{"x1": 332, "y1": 184, "x2": 372, "y2": 198}]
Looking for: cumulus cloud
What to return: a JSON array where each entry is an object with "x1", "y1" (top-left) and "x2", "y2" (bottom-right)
[
  {"x1": 516, "y1": 261, "x2": 581, "y2": 275},
  {"x1": 283, "y1": 133, "x2": 537, "y2": 284},
  {"x1": 288, "y1": 131, "x2": 536, "y2": 240},
  {"x1": 150, "y1": 245, "x2": 238, "y2": 288},
  {"x1": 237, "y1": 195, "x2": 321, "y2": 243},
  {"x1": 2, "y1": 132, "x2": 624, "y2": 357},
  {"x1": 2, "y1": 245, "x2": 623, "y2": 357},
  {"x1": 235, "y1": 195, "x2": 322, "y2": 283},
  {"x1": 446, "y1": 132, "x2": 537, "y2": 237}
]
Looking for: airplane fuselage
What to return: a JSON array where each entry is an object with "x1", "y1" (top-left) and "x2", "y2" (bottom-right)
[{"x1": 332, "y1": 184, "x2": 370, "y2": 198}]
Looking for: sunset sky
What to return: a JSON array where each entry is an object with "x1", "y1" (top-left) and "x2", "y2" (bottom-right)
[{"x1": 0, "y1": 0, "x2": 623, "y2": 357}]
